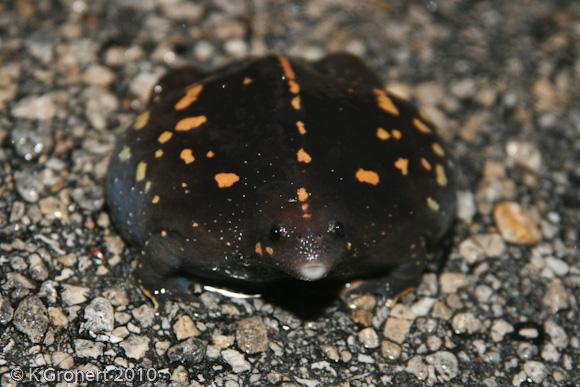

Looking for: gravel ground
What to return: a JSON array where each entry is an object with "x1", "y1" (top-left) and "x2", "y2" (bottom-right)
[{"x1": 0, "y1": 0, "x2": 578, "y2": 386}]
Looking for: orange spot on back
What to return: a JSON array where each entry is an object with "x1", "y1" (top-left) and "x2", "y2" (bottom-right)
[
  {"x1": 206, "y1": 150, "x2": 215, "y2": 158},
  {"x1": 214, "y1": 173, "x2": 240, "y2": 188},
  {"x1": 152, "y1": 195, "x2": 160, "y2": 204},
  {"x1": 291, "y1": 96, "x2": 301, "y2": 110},
  {"x1": 394, "y1": 157, "x2": 409, "y2": 176},
  {"x1": 243, "y1": 77, "x2": 253, "y2": 85},
  {"x1": 435, "y1": 164, "x2": 448, "y2": 186},
  {"x1": 296, "y1": 121, "x2": 307, "y2": 135},
  {"x1": 134, "y1": 111, "x2": 150, "y2": 130},
  {"x1": 180, "y1": 149, "x2": 195, "y2": 164},
  {"x1": 427, "y1": 197, "x2": 440, "y2": 211},
  {"x1": 278, "y1": 56, "x2": 296, "y2": 80},
  {"x1": 255, "y1": 242, "x2": 263, "y2": 256},
  {"x1": 297, "y1": 148, "x2": 312, "y2": 163},
  {"x1": 355, "y1": 168, "x2": 380, "y2": 185},
  {"x1": 265, "y1": 246, "x2": 274, "y2": 255},
  {"x1": 175, "y1": 115, "x2": 207, "y2": 131},
  {"x1": 174, "y1": 84, "x2": 204, "y2": 111},
  {"x1": 136, "y1": 161, "x2": 147, "y2": 182},
  {"x1": 155, "y1": 149, "x2": 164, "y2": 158},
  {"x1": 301, "y1": 203, "x2": 309, "y2": 211},
  {"x1": 432, "y1": 143, "x2": 445, "y2": 157},
  {"x1": 376, "y1": 127, "x2": 391, "y2": 140},
  {"x1": 158, "y1": 131, "x2": 173, "y2": 144},
  {"x1": 392, "y1": 129, "x2": 402, "y2": 139},
  {"x1": 420, "y1": 158, "x2": 432, "y2": 171},
  {"x1": 297, "y1": 187, "x2": 309, "y2": 202},
  {"x1": 118, "y1": 145, "x2": 131, "y2": 161},
  {"x1": 288, "y1": 79, "x2": 300, "y2": 94},
  {"x1": 373, "y1": 89, "x2": 400, "y2": 116},
  {"x1": 413, "y1": 118, "x2": 432, "y2": 134}
]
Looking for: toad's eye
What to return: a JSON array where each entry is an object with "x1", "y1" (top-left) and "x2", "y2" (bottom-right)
[
  {"x1": 270, "y1": 225, "x2": 285, "y2": 241},
  {"x1": 330, "y1": 222, "x2": 345, "y2": 238}
]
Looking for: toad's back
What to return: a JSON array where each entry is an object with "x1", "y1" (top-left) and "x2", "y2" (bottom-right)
[{"x1": 106, "y1": 54, "x2": 456, "y2": 295}]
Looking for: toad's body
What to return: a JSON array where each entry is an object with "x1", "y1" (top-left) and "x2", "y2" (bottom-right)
[{"x1": 106, "y1": 54, "x2": 456, "y2": 298}]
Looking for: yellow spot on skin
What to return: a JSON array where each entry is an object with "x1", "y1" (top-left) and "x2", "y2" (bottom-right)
[
  {"x1": 373, "y1": 88, "x2": 400, "y2": 116},
  {"x1": 301, "y1": 203, "x2": 309, "y2": 211},
  {"x1": 265, "y1": 246, "x2": 274, "y2": 255},
  {"x1": 291, "y1": 96, "x2": 301, "y2": 110},
  {"x1": 180, "y1": 148, "x2": 195, "y2": 164},
  {"x1": 297, "y1": 148, "x2": 312, "y2": 163},
  {"x1": 297, "y1": 187, "x2": 309, "y2": 202},
  {"x1": 134, "y1": 111, "x2": 150, "y2": 130},
  {"x1": 176, "y1": 115, "x2": 207, "y2": 131},
  {"x1": 152, "y1": 195, "x2": 160, "y2": 204},
  {"x1": 243, "y1": 77, "x2": 253, "y2": 85},
  {"x1": 136, "y1": 161, "x2": 147, "y2": 182},
  {"x1": 192, "y1": 221, "x2": 199, "y2": 228},
  {"x1": 279, "y1": 56, "x2": 296, "y2": 80},
  {"x1": 206, "y1": 150, "x2": 215, "y2": 158},
  {"x1": 435, "y1": 164, "x2": 448, "y2": 187},
  {"x1": 158, "y1": 131, "x2": 173, "y2": 144},
  {"x1": 427, "y1": 197, "x2": 440, "y2": 211},
  {"x1": 394, "y1": 157, "x2": 409, "y2": 176},
  {"x1": 174, "y1": 84, "x2": 204, "y2": 111},
  {"x1": 376, "y1": 127, "x2": 391, "y2": 140},
  {"x1": 302, "y1": 213, "x2": 312, "y2": 219},
  {"x1": 255, "y1": 242, "x2": 263, "y2": 256},
  {"x1": 144, "y1": 181, "x2": 152, "y2": 193},
  {"x1": 432, "y1": 143, "x2": 445, "y2": 157},
  {"x1": 413, "y1": 118, "x2": 432, "y2": 134},
  {"x1": 392, "y1": 129, "x2": 402, "y2": 139},
  {"x1": 288, "y1": 79, "x2": 300, "y2": 94},
  {"x1": 118, "y1": 145, "x2": 131, "y2": 161},
  {"x1": 161, "y1": 230, "x2": 167, "y2": 237},
  {"x1": 155, "y1": 149, "x2": 164, "y2": 158},
  {"x1": 296, "y1": 121, "x2": 307, "y2": 135},
  {"x1": 214, "y1": 173, "x2": 240, "y2": 188},
  {"x1": 355, "y1": 168, "x2": 380, "y2": 186},
  {"x1": 346, "y1": 241, "x2": 352, "y2": 251},
  {"x1": 421, "y1": 158, "x2": 432, "y2": 171}
]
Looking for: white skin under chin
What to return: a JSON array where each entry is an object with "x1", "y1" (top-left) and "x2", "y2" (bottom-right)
[{"x1": 299, "y1": 263, "x2": 328, "y2": 281}]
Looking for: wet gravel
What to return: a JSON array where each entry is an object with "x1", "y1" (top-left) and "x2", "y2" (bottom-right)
[{"x1": 0, "y1": 0, "x2": 578, "y2": 386}]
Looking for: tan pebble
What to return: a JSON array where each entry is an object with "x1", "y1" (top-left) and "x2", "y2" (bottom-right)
[{"x1": 494, "y1": 201, "x2": 541, "y2": 245}]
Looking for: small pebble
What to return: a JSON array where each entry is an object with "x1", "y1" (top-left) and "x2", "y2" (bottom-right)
[
  {"x1": 452, "y1": 312, "x2": 482, "y2": 334},
  {"x1": 13, "y1": 295, "x2": 48, "y2": 343},
  {"x1": 61, "y1": 284, "x2": 89, "y2": 305},
  {"x1": 11, "y1": 94, "x2": 56, "y2": 120},
  {"x1": 383, "y1": 317, "x2": 412, "y2": 344},
  {"x1": 167, "y1": 337, "x2": 206, "y2": 365},
  {"x1": 439, "y1": 272, "x2": 469, "y2": 294},
  {"x1": 222, "y1": 349, "x2": 251, "y2": 373},
  {"x1": 406, "y1": 356, "x2": 429, "y2": 381},
  {"x1": 82, "y1": 297, "x2": 114, "y2": 335},
  {"x1": 236, "y1": 316, "x2": 269, "y2": 354},
  {"x1": 173, "y1": 314, "x2": 200, "y2": 340},
  {"x1": 358, "y1": 327, "x2": 380, "y2": 349},
  {"x1": 523, "y1": 360, "x2": 547, "y2": 383},
  {"x1": 426, "y1": 351, "x2": 459, "y2": 382},
  {"x1": 381, "y1": 340, "x2": 401, "y2": 360},
  {"x1": 51, "y1": 351, "x2": 74, "y2": 369},
  {"x1": 120, "y1": 334, "x2": 151, "y2": 360},
  {"x1": 74, "y1": 338, "x2": 105, "y2": 359},
  {"x1": 494, "y1": 201, "x2": 541, "y2": 245},
  {"x1": 0, "y1": 295, "x2": 14, "y2": 324}
]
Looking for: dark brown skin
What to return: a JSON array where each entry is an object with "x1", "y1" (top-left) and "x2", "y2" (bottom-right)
[{"x1": 106, "y1": 53, "x2": 456, "y2": 299}]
